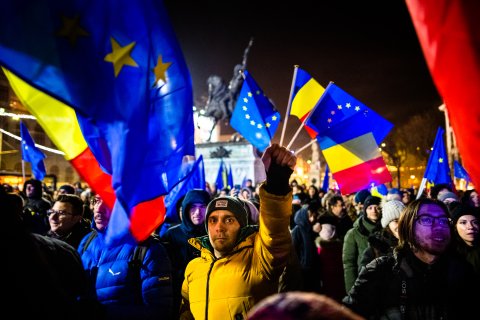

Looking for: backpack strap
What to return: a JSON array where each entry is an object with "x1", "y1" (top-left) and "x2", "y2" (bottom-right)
[
  {"x1": 129, "y1": 236, "x2": 157, "y2": 304},
  {"x1": 80, "y1": 230, "x2": 98, "y2": 255}
]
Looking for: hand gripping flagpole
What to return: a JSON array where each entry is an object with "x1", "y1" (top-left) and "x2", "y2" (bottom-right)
[{"x1": 279, "y1": 65, "x2": 298, "y2": 146}]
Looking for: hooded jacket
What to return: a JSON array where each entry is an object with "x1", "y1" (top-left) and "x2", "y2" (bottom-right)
[
  {"x1": 161, "y1": 189, "x2": 211, "y2": 316},
  {"x1": 290, "y1": 205, "x2": 321, "y2": 292},
  {"x1": 179, "y1": 186, "x2": 292, "y2": 320},
  {"x1": 22, "y1": 179, "x2": 52, "y2": 235}
]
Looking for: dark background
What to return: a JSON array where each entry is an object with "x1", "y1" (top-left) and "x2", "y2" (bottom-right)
[{"x1": 165, "y1": 0, "x2": 443, "y2": 151}]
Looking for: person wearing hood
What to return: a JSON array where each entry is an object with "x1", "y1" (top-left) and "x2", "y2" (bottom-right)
[
  {"x1": 179, "y1": 144, "x2": 296, "y2": 320},
  {"x1": 78, "y1": 194, "x2": 174, "y2": 319},
  {"x1": 21, "y1": 178, "x2": 52, "y2": 235},
  {"x1": 342, "y1": 195, "x2": 382, "y2": 292},
  {"x1": 160, "y1": 188, "x2": 211, "y2": 317},
  {"x1": 291, "y1": 200, "x2": 322, "y2": 292}
]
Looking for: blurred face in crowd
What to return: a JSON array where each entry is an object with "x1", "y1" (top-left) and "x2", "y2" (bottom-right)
[
  {"x1": 388, "y1": 219, "x2": 400, "y2": 239},
  {"x1": 402, "y1": 192, "x2": 411, "y2": 205},
  {"x1": 414, "y1": 203, "x2": 451, "y2": 259},
  {"x1": 25, "y1": 183, "x2": 38, "y2": 198},
  {"x1": 469, "y1": 191, "x2": 479, "y2": 208},
  {"x1": 207, "y1": 210, "x2": 241, "y2": 258},
  {"x1": 189, "y1": 203, "x2": 207, "y2": 225},
  {"x1": 365, "y1": 204, "x2": 381, "y2": 223},
  {"x1": 49, "y1": 201, "x2": 81, "y2": 235},
  {"x1": 456, "y1": 215, "x2": 480, "y2": 246},
  {"x1": 331, "y1": 200, "x2": 345, "y2": 217},
  {"x1": 92, "y1": 195, "x2": 112, "y2": 231}
]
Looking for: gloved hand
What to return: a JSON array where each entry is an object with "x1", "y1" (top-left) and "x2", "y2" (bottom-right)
[{"x1": 261, "y1": 144, "x2": 297, "y2": 196}]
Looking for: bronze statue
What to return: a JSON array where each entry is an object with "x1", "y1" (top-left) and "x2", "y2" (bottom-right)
[{"x1": 202, "y1": 38, "x2": 254, "y2": 141}]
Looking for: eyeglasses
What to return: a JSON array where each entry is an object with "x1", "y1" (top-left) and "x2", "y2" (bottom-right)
[
  {"x1": 91, "y1": 198, "x2": 103, "y2": 206},
  {"x1": 47, "y1": 209, "x2": 74, "y2": 217},
  {"x1": 416, "y1": 215, "x2": 450, "y2": 227}
]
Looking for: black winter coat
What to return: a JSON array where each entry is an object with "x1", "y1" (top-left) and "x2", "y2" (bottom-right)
[{"x1": 343, "y1": 248, "x2": 478, "y2": 320}]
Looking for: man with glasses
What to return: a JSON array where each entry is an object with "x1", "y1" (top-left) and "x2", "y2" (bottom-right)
[
  {"x1": 46, "y1": 194, "x2": 91, "y2": 249},
  {"x1": 320, "y1": 195, "x2": 353, "y2": 241},
  {"x1": 343, "y1": 198, "x2": 478, "y2": 319}
]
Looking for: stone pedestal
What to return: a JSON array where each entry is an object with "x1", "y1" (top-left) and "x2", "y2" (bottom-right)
[{"x1": 195, "y1": 141, "x2": 265, "y2": 188}]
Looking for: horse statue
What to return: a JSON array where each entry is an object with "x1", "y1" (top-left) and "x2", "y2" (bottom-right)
[{"x1": 202, "y1": 38, "x2": 254, "y2": 141}]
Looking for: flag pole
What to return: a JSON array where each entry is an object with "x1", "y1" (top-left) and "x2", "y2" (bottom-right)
[
  {"x1": 417, "y1": 177, "x2": 427, "y2": 199},
  {"x1": 279, "y1": 65, "x2": 298, "y2": 146},
  {"x1": 294, "y1": 139, "x2": 317, "y2": 155},
  {"x1": 22, "y1": 160, "x2": 26, "y2": 181}
]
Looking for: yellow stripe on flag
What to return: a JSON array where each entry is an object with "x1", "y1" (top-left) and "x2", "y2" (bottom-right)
[
  {"x1": 3, "y1": 68, "x2": 88, "y2": 160},
  {"x1": 290, "y1": 78, "x2": 324, "y2": 119},
  {"x1": 323, "y1": 132, "x2": 382, "y2": 173}
]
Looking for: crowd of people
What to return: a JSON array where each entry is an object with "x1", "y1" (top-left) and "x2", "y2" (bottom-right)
[{"x1": 3, "y1": 145, "x2": 480, "y2": 319}]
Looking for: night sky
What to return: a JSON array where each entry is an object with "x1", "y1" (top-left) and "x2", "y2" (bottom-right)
[{"x1": 165, "y1": 0, "x2": 443, "y2": 151}]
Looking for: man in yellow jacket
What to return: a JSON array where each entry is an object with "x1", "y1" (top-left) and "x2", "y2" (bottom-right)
[{"x1": 179, "y1": 144, "x2": 296, "y2": 320}]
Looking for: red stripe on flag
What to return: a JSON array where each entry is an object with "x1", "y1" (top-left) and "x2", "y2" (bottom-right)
[
  {"x1": 300, "y1": 114, "x2": 317, "y2": 138},
  {"x1": 130, "y1": 196, "x2": 166, "y2": 241},
  {"x1": 70, "y1": 148, "x2": 116, "y2": 209},
  {"x1": 333, "y1": 157, "x2": 392, "y2": 195}
]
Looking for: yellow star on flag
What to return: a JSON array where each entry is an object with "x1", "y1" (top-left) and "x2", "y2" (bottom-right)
[
  {"x1": 153, "y1": 55, "x2": 172, "y2": 85},
  {"x1": 439, "y1": 158, "x2": 443, "y2": 163},
  {"x1": 57, "y1": 15, "x2": 89, "y2": 46},
  {"x1": 104, "y1": 37, "x2": 138, "y2": 77}
]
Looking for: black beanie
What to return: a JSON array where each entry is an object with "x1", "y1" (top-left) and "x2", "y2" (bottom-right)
[
  {"x1": 363, "y1": 195, "x2": 381, "y2": 213},
  {"x1": 450, "y1": 203, "x2": 480, "y2": 225},
  {"x1": 205, "y1": 196, "x2": 248, "y2": 231},
  {"x1": 355, "y1": 189, "x2": 371, "y2": 205}
]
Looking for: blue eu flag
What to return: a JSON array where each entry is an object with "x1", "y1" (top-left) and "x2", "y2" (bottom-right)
[
  {"x1": 20, "y1": 121, "x2": 46, "y2": 181},
  {"x1": 454, "y1": 160, "x2": 471, "y2": 182},
  {"x1": 306, "y1": 82, "x2": 393, "y2": 146},
  {"x1": 164, "y1": 155, "x2": 206, "y2": 223},
  {"x1": 424, "y1": 127, "x2": 452, "y2": 185},
  {"x1": 230, "y1": 70, "x2": 280, "y2": 152}
]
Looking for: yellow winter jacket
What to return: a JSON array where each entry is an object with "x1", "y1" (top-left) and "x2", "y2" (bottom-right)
[{"x1": 180, "y1": 185, "x2": 292, "y2": 320}]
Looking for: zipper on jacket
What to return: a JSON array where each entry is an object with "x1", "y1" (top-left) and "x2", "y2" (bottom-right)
[{"x1": 205, "y1": 259, "x2": 216, "y2": 320}]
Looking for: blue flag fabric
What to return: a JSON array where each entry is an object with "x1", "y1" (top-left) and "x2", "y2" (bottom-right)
[
  {"x1": 20, "y1": 121, "x2": 47, "y2": 181},
  {"x1": 230, "y1": 70, "x2": 281, "y2": 152},
  {"x1": 424, "y1": 127, "x2": 452, "y2": 185},
  {"x1": 454, "y1": 160, "x2": 471, "y2": 182},
  {"x1": 164, "y1": 155, "x2": 205, "y2": 223},
  {"x1": 305, "y1": 82, "x2": 393, "y2": 145},
  {"x1": 215, "y1": 159, "x2": 229, "y2": 191},
  {"x1": 322, "y1": 165, "x2": 330, "y2": 191},
  {"x1": 227, "y1": 164, "x2": 234, "y2": 189},
  {"x1": 0, "y1": 0, "x2": 194, "y2": 242}
]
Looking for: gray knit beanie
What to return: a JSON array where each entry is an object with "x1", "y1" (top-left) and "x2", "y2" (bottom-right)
[{"x1": 381, "y1": 200, "x2": 405, "y2": 228}]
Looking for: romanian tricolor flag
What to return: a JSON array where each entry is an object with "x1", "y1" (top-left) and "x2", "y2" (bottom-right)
[
  {"x1": 289, "y1": 67, "x2": 325, "y2": 138},
  {"x1": 0, "y1": 0, "x2": 195, "y2": 243},
  {"x1": 308, "y1": 83, "x2": 393, "y2": 195}
]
